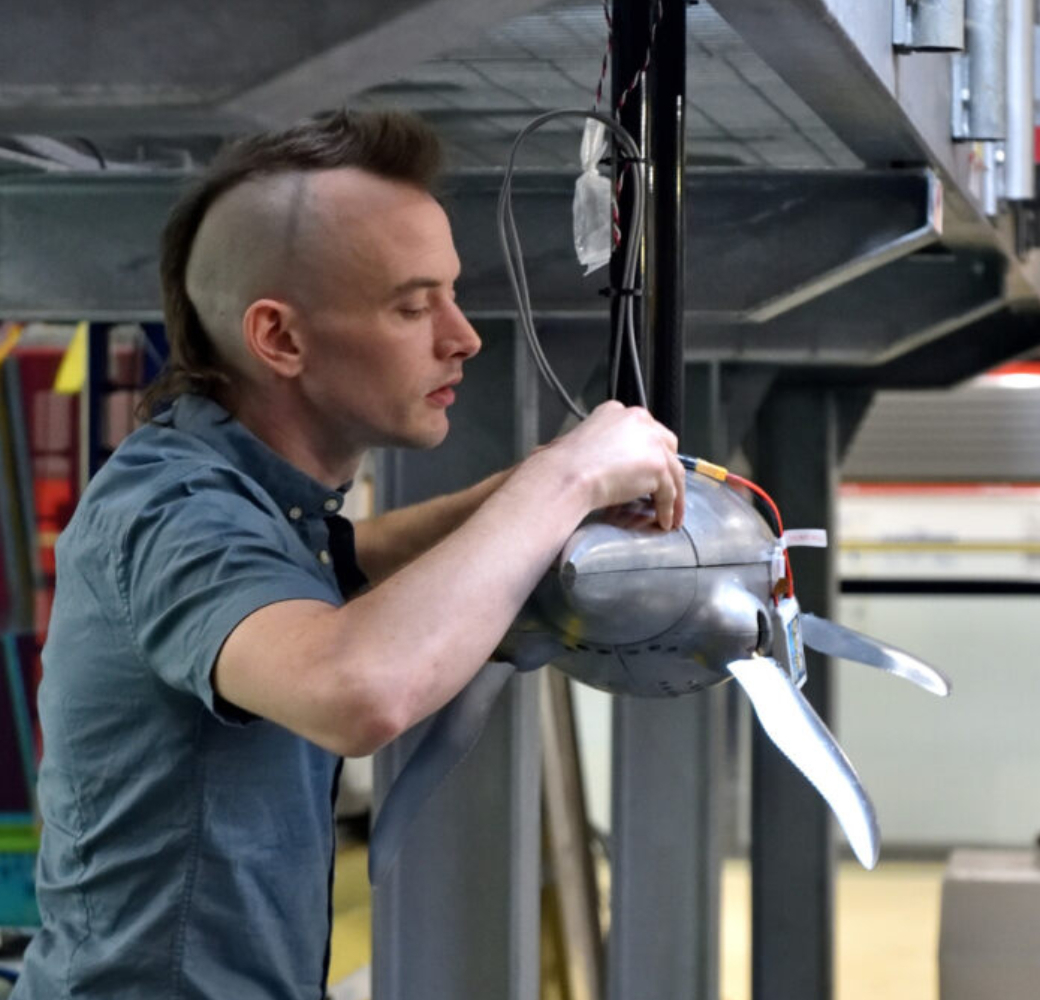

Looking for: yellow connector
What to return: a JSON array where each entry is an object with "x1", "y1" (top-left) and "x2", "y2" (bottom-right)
[{"x1": 695, "y1": 459, "x2": 728, "y2": 482}]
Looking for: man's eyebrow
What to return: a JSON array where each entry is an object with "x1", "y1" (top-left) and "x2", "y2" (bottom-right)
[{"x1": 388, "y1": 277, "x2": 445, "y2": 297}]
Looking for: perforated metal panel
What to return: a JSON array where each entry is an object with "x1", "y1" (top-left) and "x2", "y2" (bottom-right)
[{"x1": 354, "y1": 1, "x2": 859, "y2": 170}]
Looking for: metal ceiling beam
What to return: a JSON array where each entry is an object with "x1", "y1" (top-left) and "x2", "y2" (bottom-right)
[
  {"x1": 685, "y1": 250, "x2": 1007, "y2": 365},
  {"x1": 0, "y1": 174, "x2": 183, "y2": 321},
  {"x1": 683, "y1": 169, "x2": 941, "y2": 322},
  {"x1": 793, "y1": 305, "x2": 1040, "y2": 387},
  {"x1": 0, "y1": 106, "x2": 247, "y2": 139},
  {"x1": 452, "y1": 168, "x2": 941, "y2": 321},
  {"x1": 0, "y1": 168, "x2": 942, "y2": 328},
  {"x1": 3, "y1": 170, "x2": 1029, "y2": 378}
]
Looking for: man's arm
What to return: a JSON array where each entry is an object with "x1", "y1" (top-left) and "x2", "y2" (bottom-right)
[
  {"x1": 214, "y1": 402, "x2": 684, "y2": 758},
  {"x1": 353, "y1": 469, "x2": 510, "y2": 583}
]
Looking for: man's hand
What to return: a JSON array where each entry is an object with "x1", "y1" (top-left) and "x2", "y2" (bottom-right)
[{"x1": 534, "y1": 401, "x2": 686, "y2": 530}]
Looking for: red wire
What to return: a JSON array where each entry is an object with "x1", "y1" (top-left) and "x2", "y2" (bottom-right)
[{"x1": 725, "y1": 472, "x2": 794, "y2": 601}]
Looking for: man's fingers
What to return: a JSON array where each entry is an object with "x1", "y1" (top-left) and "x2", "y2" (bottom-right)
[
  {"x1": 652, "y1": 447, "x2": 681, "y2": 530},
  {"x1": 654, "y1": 483, "x2": 676, "y2": 531},
  {"x1": 671, "y1": 453, "x2": 686, "y2": 528}
]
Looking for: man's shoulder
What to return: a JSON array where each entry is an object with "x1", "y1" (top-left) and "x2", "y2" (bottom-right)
[{"x1": 71, "y1": 421, "x2": 278, "y2": 539}]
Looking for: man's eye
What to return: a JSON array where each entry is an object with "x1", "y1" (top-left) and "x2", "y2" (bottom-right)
[{"x1": 399, "y1": 306, "x2": 429, "y2": 319}]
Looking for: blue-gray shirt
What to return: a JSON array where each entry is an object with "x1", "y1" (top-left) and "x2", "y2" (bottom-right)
[{"x1": 14, "y1": 395, "x2": 357, "y2": 1000}]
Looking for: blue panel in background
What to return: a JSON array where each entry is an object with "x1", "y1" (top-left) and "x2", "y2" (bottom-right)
[
  {"x1": 0, "y1": 634, "x2": 39, "y2": 930},
  {"x1": 0, "y1": 845, "x2": 39, "y2": 930}
]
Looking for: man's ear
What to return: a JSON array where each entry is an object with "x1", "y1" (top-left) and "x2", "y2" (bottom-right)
[{"x1": 242, "y1": 299, "x2": 303, "y2": 378}]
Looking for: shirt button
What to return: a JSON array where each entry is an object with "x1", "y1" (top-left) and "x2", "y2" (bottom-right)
[
  {"x1": 288, "y1": 506, "x2": 303, "y2": 521},
  {"x1": 323, "y1": 497, "x2": 340, "y2": 513},
  {"x1": 319, "y1": 550, "x2": 332, "y2": 565}
]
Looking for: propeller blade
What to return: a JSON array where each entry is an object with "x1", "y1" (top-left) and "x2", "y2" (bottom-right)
[
  {"x1": 800, "y1": 614, "x2": 951, "y2": 697},
  {"x1": 368, "y1": 659, "x2": 516, "y2": 885},
  {"x1": 727, "y1": 655, "x2": 880, "y2": 869}
]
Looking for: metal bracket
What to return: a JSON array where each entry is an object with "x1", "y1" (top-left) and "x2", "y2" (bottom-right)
[
  {"x1": 951, "y1": 52, "x2": 973, "y2": 139},
  {"x1": 893, "y1": 0, "x2": 965, "y2": 51},
  {"x1": 983, "y1": 141, "x2": 1006, "y2": 217}
]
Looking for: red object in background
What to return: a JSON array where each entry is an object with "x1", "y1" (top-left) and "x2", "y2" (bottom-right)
[
  {"x1": 8, "y1": 348, "x2": 81, "y2": 727},
  {"x1": 8, "y1": 341, "x2": 144, "y2": 764},
  {"x1": 986, "y1": 360, "x2": 1040, "y2": 377},
  {"x1": 3, "y1": 336, "x2": 148, "y2": 786}
]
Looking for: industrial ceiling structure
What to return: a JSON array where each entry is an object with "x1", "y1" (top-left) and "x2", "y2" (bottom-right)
[{"x1": 2, "y1": 0, "x2": 1039, "y2": 389}]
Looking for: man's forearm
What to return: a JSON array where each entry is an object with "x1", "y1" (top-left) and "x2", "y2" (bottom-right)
[
  {"x1": 353, "y1": 468, "x2": 512, "y2": 582},
  {"x1": 214, "y1": 403, "x2": 685, "y2": 757}
]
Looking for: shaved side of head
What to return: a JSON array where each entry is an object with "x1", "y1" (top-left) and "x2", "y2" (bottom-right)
[{"x1": 185, "y1": 172, "x2": 310, "y2": 376}]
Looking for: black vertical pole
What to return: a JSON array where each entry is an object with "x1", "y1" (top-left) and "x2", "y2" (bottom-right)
[
  {"x1": 611, "y1": 5, "x2": 717, "y2": 1000},
  {"x1": 610, "y1": 0, "x2": 684, "y2": 424},
  {"x1": 609, "y1": 0, "x2": 649, "y2": 408},
  {"x1": 647, "y1": 0, "x2": 685, "y2": 432}
]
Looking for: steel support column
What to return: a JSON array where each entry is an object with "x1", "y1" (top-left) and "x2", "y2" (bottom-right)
[
  {"x1": 749, "y1": 387, "x2": 840, "y2": 1000},
  {"x1": 371, "y1": 320, "x2": 541, "y2": 1000},
  {"x1": 610, "y1": 3, "x2": 716, "y2": 999}
]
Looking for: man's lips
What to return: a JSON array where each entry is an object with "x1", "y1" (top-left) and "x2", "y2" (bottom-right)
[{"x1": 426, "y1": 382, "x2": 459, "y2": 407}]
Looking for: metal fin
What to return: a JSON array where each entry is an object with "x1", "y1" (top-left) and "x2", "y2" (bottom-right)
[
  {"x1": 368, "y1": 659, "x2": 517, "y2": 885},
  {"x1": 801, "y1": 614, "x2": 951, "y2": 696},
  {"x1": 727, "y1": 655, "x2": 880, "y2": 869}
]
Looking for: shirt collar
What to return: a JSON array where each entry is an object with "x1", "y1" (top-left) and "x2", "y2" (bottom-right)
[{"x1": 165, "y1": 395, "x2": 346, "y2": 522}]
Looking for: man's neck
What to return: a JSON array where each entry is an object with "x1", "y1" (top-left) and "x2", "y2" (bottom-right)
[{"x1": 230, "y1": 391, "x2": 363, "y2": 489}]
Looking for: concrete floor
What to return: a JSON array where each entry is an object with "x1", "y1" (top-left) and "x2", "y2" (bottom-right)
[
  {"x1": 721, "y1": 859, "x2": 946, "y2": 1000},
  {"x1": 330, "y1": 848, "x2": 946, "y2": 1000}
]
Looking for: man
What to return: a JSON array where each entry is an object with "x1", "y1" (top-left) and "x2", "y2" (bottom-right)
[{"x1": 14, "y1": 110, "x2": 684, "y2": 998}]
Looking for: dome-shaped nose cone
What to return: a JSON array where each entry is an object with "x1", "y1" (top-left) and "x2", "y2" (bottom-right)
[{"x1": 534, "y1": 509, "x2": 699, "y2": 646}]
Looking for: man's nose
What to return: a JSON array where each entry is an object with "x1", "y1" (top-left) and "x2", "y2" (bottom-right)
[{"x1": 436, "y1": 300, "x2": 482, "y2": 360}]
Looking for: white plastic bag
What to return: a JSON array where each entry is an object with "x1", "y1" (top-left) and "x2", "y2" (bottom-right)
[{"x1": 572, "y1": 119, "x2": 612, "y2": 275}]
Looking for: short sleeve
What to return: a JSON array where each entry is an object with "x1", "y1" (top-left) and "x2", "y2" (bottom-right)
[{"x1": 117, "y1": 467, "x2": 340, "y2": 722}]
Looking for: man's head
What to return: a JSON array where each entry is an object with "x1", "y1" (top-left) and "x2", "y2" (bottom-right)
[{"x1": 145, "y1": 110, "x2": 468, "y2": 434}]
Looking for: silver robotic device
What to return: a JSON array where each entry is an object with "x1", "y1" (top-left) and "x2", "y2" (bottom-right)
[{"x1": 369, "y1": 469, "x2": 950, "y2": 884}]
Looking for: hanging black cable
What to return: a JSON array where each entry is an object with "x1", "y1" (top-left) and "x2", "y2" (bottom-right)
[
  {"x1": 646, "y1": 0, "x2": 686, "y2": 435},
  {"x1": 609, "y1": 0, "x2": 651, "y2": 409}
]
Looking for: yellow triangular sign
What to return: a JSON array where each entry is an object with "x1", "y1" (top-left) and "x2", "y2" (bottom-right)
[{"x1": 54, "y1": 321, "x2": 88, "y2": 395}]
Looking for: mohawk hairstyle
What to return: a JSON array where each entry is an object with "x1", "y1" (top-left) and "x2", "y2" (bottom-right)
[{"x1": 140, "y1": 109, "x2": 443, "y2": 417}]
